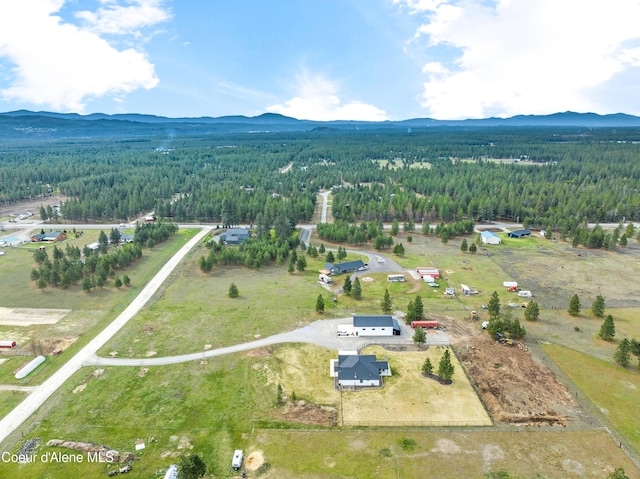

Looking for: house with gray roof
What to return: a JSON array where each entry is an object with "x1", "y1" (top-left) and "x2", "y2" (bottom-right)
[
  {"x1": 331, "y1": 352, "x2": 391, "y2": 388},
  {"x1": 324, "y1": 260, "x2": 365, "y2": 275},
  {"x1": 221, "y1": 228, "x2": 250, "y2": 245}
]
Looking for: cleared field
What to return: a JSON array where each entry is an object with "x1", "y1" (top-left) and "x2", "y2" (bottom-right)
[
  {"x1": 0, "y1": 307, "x2": 71, "y2": 326},
  {"x1": 340, "y1": 345, "x2": 491, "y2": 426}
]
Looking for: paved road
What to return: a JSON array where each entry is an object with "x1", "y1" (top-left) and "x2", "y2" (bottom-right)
[
  {"x1": 84, "y1": 316, "x2": 449, "y2": 367},
  {"x1": 319, "y1": 190, "x2": 330, "y2": 223},
  {"x1": 0, "y1": 227, "x2": 212, "y2": 446}
]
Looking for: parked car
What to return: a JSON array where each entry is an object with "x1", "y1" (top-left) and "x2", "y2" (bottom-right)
[
  {"x1": 107, "y1": 470, "x2": 118, "y2": 477},
  {"x1": 427, "y1": 282, "x2": 439, "y2": 287},
  {"x1": 119, "y1": 464, "x2": 131, "y2": 473}
]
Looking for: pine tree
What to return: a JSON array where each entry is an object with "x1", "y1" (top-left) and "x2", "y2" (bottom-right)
[
  {"x1": 413, "y1": 326, "x2": 426, "y2": 346},
  {"x1": 391, "y1": 219, "x2": 399, "y2": 236},
  {"x1": 123, "y1": 274, "x2": 131, "y2": 286},
  {"x1": 591, "y1": 295, "x2": 605, "y2": 317},
  {"x1": 488, "y1": 291, "x2": 501, "y2": 318},
  {"x1": 228, "y1": 282, "x2": 239, "y2": 298},
  {"x1": 405, "y1": 298, "x2": 416, "y2": 324},
  {"x1": 316, "y1": 294, "x2": 325, "y2": 313},
  {"x1": 352, "y1": 277, "x2": 362, "y2": 300},
  {"x1": 469, "y1": 242, "x2": 477, "y2": 253},
  {"x1": 614, "y1": 338, "x2": 631, "y2": 367},
  {"x1": 438, "y1": 349, "x2": 455, "y2": 382},
  {"x1": 524, "y1": 300, "x2": 540, "y2": 321},
  {"x1": 599, "y1": 315, "x2": 616, "y2": 341},
  {"x1": 319, "y1": 243, "x2": 325, "y2": 254},
  {"x1": 422, "y1": 357, "x2": 433, "y2": 375},
  {"x1": 326, "y1": 251, "x2": 335, "y2": 263},
  {"x1": 343, "y1": 276, "x2": 352, "y2": 295},
  {"x1": 460, "y1": 238, "x2": 468, "y2": 252},
  {"x1": 380, "y1": 289, "x2": 393, "y2": 314},
  {"x1": 296, "y1": 256, "x2": 307, "y2": 273},
  {"x1": 413, "y1": 295, "x2": 424, "y2": 319},
  {"x1": 568, "y1": 294, "x2": 581, "y2": 315},
  {"x1": 179, "y1": 453, "x2": 207, "y2": 479}
]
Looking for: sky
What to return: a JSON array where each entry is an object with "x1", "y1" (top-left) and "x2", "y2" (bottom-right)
[{"x1": 1, "y1": 0, "x2": 640, "y2": 121}]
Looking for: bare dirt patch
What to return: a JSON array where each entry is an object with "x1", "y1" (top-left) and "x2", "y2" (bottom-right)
[
  {"x1": 431, "y1": 314, "x2": 574, "y2": 426},
  {"x1": 244, "y1": 451, "x2": 265, "y2": 472},
  {"x1": 277, "y1": 402, "x2": 337, "y2": 427},
  {"x1": 246, "y1": 347, "x2": 272, "y2": 358},
  {"x1": 40, "y1": 336, "x2": 76, "y2": 355}
]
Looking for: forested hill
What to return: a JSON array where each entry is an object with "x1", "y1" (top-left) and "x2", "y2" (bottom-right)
[{"x1": 2, "y1": 110, "x2": 640, "y2": 139}]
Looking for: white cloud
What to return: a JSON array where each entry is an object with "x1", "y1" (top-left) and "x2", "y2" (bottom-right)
[
  {"x1": 0, "y1": 0, "x2": 169, "y2": 112},
  {"x1": 398, "y1": 0, "x2": 640, "y2": 119},
  {"x1": 268, "y1": 72, "x2": 388, "y2": 121},
  {"x1": 75, "y1": 0, "x2": 170, "y2": 36}
]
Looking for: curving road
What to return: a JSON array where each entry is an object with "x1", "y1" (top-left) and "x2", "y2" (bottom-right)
[{"x1": 0, "y1": 227, "x2": 212, "y2": 446}]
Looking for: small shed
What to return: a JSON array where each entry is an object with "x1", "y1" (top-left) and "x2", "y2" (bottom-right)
[
  {"x1": 481, "y1": 231, "x2": 501, "y2": 245},
  {"x1": 460, "y1": 284, "x2": 471, "y2": 296}
]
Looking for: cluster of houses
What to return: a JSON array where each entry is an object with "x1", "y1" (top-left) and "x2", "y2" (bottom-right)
[{"x1": 481, "y1": 229, "x2": 532, "y2": 245}]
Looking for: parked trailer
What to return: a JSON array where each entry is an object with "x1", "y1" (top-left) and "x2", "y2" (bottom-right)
[
  {"x1": 319, "y1": 273, "x2": 332, "y2": 284},
  {"x1": 411, "y1": 320, "x2": 439, "y2": 329},
  {"x1": 0, "y1": 340, "x2": 17, "y2": 349},
  {"x1": 518, "y1": 290, "x2": 532, "y2": 298},
  {"x1": 387, "y1": 274, "x2": 406, "y2": 282},
  {"x1": 232, "y1": 450, "x2": 243, "y2": 470}
]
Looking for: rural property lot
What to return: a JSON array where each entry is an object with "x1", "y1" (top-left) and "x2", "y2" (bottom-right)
[{"x1": 340, "y1": 345, "x2": 491, "y2": 427}]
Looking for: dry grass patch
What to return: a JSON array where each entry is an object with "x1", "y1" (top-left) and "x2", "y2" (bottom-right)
[{"x1": 340, "y1": 345, "x2": 491, "y2": 426}]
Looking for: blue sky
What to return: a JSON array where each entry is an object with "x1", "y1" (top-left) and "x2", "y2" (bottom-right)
[{"x1": 1, "y1": 0, "x2": 640, "y2": 121}]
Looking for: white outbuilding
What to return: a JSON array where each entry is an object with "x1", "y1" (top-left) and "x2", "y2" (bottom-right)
[{"x1": 481, "y1": 231, "x2": 501, "y2": 245}]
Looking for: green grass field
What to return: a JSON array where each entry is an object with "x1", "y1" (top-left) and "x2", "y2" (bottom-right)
[
  {"x1": 2, "y1": 228, "x2": 640, "y2": 477},
  {"x1": 543, "y1": 343, "x2": 640, "y2": 451},
  {"x1": 0, "y1": 229, "x2": 199, "y2": 385}
]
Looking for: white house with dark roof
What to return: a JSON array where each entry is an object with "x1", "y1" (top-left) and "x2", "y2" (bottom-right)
[
  {"x1": 330, "y1": 351, "x2": 391, "y2": 388},
  {"x1": 352, "y1": 315, "x2": 401, "y2": 336}
]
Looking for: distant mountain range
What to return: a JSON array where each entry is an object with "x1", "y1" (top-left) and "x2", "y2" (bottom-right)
[{"x1": 2, "y1": 110, "x2": 640, "y2": 139}]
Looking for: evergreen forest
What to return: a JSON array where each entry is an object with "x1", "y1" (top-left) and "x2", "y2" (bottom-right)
[{"x1": 3, "y1": 126, "x2": 640, "y2": 237}]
